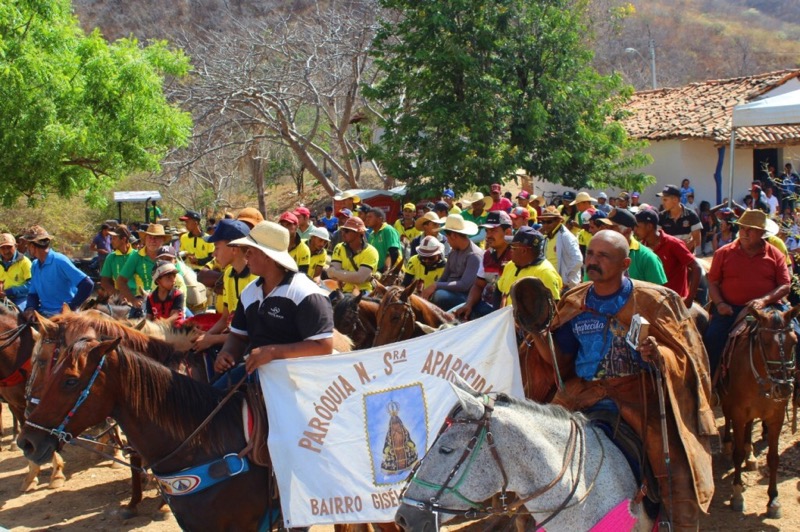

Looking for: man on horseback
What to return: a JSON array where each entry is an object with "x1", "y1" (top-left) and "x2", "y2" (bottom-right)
[
  {"x1": 546, "y1": 230, "x2": 715, "y2": 530},
  {"x1": 0, "y1": 233, "x2": 31, "y2": 310},
  {"x1": 327, "y1": 217, "x2": 379, "y2": 294},
  {"x1": 99, "y1": 225, "x2": 135, "y2": 298},
  {"x1": 703, "y1": 209, "x2": 791, "y2": 376},
  {"x1": 214, "y1": 221, "x2": 334, "y2": 380}
]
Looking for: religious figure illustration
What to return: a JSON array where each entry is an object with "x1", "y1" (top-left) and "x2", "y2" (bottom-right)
[{"x1": 380, "y1": 400, "x2": 419, "y2": 473}]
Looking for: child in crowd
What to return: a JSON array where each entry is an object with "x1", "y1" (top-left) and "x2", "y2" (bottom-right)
[{"x1": 145, "y1": 260, "x2": 185, "y2": 323}]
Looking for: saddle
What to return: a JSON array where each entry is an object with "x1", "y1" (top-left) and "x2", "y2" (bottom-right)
[
  {"x1": 714, "y1": 308, "x2": 754, "y2": 388},
  {"x1": 241, "y1": 380, "x2": 271, "y2": 468}
]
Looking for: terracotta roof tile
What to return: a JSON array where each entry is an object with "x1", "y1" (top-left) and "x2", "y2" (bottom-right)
[{"x1": 620, "y1": 69, "x2": 800, "y2": 146}]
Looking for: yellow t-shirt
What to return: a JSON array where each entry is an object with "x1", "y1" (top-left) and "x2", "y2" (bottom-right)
[
  {"x1": 766, "y1": 235, "x2": 792, "y2": 266},
  {"x1": 289, "y1": 238, "x2": 311, "y2": 271},
  {"x1": 545, "y1": 233, "x2": 559, "y2": 271},
  {"x1": 179, "y1": 233, "x2": 215, "y2": 270},
  {"x1": 402, "y1": 255, "x2": 445, "y2": 289},
  {"x1": 497, "y1": 259, "x2": 562, "y2": 305},
  {"x1": 394, "y1": 219, "x2": 421, "y2": 242},
  {"x1": 222, "y1": 265, "x2": 258, "y2": 313},
  {"x1": 0, "y1": 254, "x2": 31, "y2": 292},
  {"x1": 578, "y1": 229, "x2": 592, "y2": 247},
  {"x1": 331, "y1": 242, "x2": 380, "y2": 293},
  {"x1": 308, "y1": 249, "x2": 329, "y2": 280},
  {"x1": 525, "y1": 205, "x2": 538, "y2": 224}
]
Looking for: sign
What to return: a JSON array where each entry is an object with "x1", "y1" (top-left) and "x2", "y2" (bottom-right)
[{"x1": 260, "y1": 307, "x2": 523, "y2": 527}]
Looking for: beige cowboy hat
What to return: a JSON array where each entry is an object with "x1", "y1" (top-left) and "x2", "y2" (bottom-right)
[
  {"x1": 415, "y1": 211, "x2": 444, "y2": 231},
  {"x1": 461, "y1": 192, "x2": 485, "y2": 205},
  {"x1": 734, "y1": 209, "x2": 769, "y2": 233},
  {"x1": 143, "y1": 223, "x2": 167, "y2": 237},
  {"x1": 0, "y1": 233, "x2": 16, "y2": 247},
  {"x1": 24, "y1": 225, "x2": 53, "y2": 242},
  {"x1": 229, "y1": 221, "x2": 298, "y2": 272},
  {"x1": 334, "y1": 190, "x2": 361, "y2": 203},
  {"x1": 538, "y1": 206, "x2": 562, "y2": 218},
  {"x1": 569, "y1": 191, "x2": 596, "y2": 206},
  {"x1": 441, "y1": 214, "x2": 478, "y2": 236}
]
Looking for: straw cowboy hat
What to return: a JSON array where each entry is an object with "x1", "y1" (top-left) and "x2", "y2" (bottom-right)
[
  {"x1": 569, "y1": 191, "x2": 596, "y2": 206},
  {"x1": 735, "y1": 209, "x2": 769, "y2": 232},
  {"x1": 143, "y1": 223, "x2": 167, "y2": 237},
  {"x1": 415, "y1": 211, "x2": 444, "y2": 231},
  {"x1": 334, "y1": 190, "x2": 361, "y2": 203},
  {"x1": 461, "y1": 192, "x2": 485, "y2": 205},
  {"x1": 229, "y1": 221, "x2": 298, "y2": 272},
  {"x1": 441, "y1": 214, "x2": 478, "y2": 236},
  {"x1": 538, "y1": 206, "x2": 562, "y2": 218}
]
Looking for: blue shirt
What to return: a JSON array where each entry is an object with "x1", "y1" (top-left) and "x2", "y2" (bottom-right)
[
  {"x1": 555, "y1": 278, "x2": 646, "y2": 380},
  {"x1": 30, "y1": 250, "x2": 89, "y2": 316},
  {"x1": 320, "y1": 215, "x2": 339, "y2": 233}
]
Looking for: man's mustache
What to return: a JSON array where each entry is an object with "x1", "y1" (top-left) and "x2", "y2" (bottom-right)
[{"x1": 586, "y1": 265, "x2": 603, "y2": 274}]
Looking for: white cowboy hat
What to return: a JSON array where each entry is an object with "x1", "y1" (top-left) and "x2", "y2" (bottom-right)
[
  {"x1": 441, "y1": 214, "x2": 478, "y2": 236},
  {"x1": 569, "y1": 191, "x2": 597, "y2": 206},
  {"x1": 229, "y1": 221, "x2": 298, "y2": 272},
  {"x1": 414, "y1": 211, "x2": 444, "y2": 231},
  {"x1": 308, "y1": 226, "x2": 331, "y2": 242},
  {"x1": 461, "y1": 192, "x2": 485, "y2": 205},
  {"x1": 333, "y1": 190, "x2": 361, "y2": 203}
]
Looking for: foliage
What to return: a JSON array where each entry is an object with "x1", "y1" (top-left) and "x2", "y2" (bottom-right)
[
  {"x1": 367, "y1": 0, "x2": 652, "y2": 197},
  {"x1": 0, "y1": 0, "x2": 192, "y2": 206}
]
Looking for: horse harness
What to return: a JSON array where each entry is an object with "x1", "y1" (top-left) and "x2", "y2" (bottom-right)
[
  {"x1": 374, "y1": 289, "x2": 416, "y2": 344},
  {"x1": 402, "y1": 394, "x2": 605, "y2": 530}
]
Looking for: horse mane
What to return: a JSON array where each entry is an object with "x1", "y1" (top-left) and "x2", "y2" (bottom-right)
[
  {"x1": 333, "y1": 294, "x2": 381, "y2": 324},
  {"x1": 54, "y1": 313, "x2": 183, "y2": 367},
  {"x1": 384, "y1": 285, "x2": 455, "y2": 324},
  {"x1": 494, "y1": 393, "x2": 585, "y2": 424},
  {"x1": 96, "y1": 345, "x2": 243, "y2": 457}
]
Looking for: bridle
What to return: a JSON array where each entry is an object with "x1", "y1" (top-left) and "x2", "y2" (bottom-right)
[
  {"x1": 402, "y1": 395, "x2": 602, "y2": 530},
  {"x1": 745, "y1": 310, "x2": 796, "y2": 400},
  {"x1": 374, "y1": 289, "x2": 416, "y2": 346}
]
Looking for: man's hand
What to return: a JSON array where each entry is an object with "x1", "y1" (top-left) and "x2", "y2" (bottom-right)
[
  {"x1": 717, "y1": 301, "x2": 734, "y2": 316},
  {"x1": 187, "y1": 253, "x2": 197, "y2": 265},
  {"x1": 246, "y1": 345, "x2": 281, "y2": 374},
  {"x1": 193, "y1": 333, "x2": 218, "y2": 352},
  {"x1": 131, "y1": 296, "x2": 144, "y2": 309},
  {"x1": 750, "y1": 298, "x2": 767, "y2": 310},
  {"x1": 420, "y1": 284, "x2": 436, "y2": 300},
  {"x1": 638, "y1": 336, "x2": 660, "y2": 363},
  {"x1": 214, "y1": 351, "x2": 236, "y2": 373},
  {"x1": 454, "y1": 305, "x2": 471, "y2": 321}
]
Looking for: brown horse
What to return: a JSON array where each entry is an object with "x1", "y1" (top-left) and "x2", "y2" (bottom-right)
[
  {"x1": 0, "y1": 307, "x2": 66, "y2": 492},
  {"x1": 718, "y1": 305, "x2": 799, "y2": 518},
  {"x1": 372, "y1": 282, "x2": 456, "y2": 347},
  {"x1": 19, "y1": 337, "x2": 281, "y2": 531},
  {"x1": 332, "y1": 291, "x2": 381, "y2": 350}
]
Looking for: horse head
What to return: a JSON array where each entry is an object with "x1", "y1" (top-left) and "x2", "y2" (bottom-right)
[
  {"x1": 19, "y1": 337, "x2": 121, "y2": 465},
  {"x1": 373, "y1": 286, "x2": 417, "y2": 347},
  {"x1": 743, "y1": 305, "x2": 800, "y2": 400}
]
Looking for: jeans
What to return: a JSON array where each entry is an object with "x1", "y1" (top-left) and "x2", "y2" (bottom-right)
[
  {"x1": 212, "y1": 362, "x2": 256, "y2": 391},
  {"x1": 703, "y1": 305, "x2": 746, "y2": 376},
  {"x1": 469, "y1": 301, "x2": 495, "y2": 320},
  {"x1": 430, "y1": 289, "x2": 468, "y2": 312}
]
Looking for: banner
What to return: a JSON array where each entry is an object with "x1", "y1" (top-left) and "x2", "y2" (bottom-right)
[{"x1": 260, "y1": 307, "x2": 523, "y2": 527}]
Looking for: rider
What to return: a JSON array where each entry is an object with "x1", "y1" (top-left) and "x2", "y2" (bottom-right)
[
  {"x1": 24, "y1": 225, "x2": 93, "y2": 317},
  {"x1": 496, "y1": 226, "x2": 561, "y2": 306},
  {"x1": 548, "y1": 230, "x2": 714, "y2": 530},
  {"x1": 213, "y1": 221, "x2": 333, "y2": 383},
  {"x1": 100, "y1": 225, "x2": 136, "y2": 298},
  {"x1": 327, "y1": 217, "x2": 379, "y2": 294},
  {"x1": 179, "y1": 210, "x2": 215, "y2": 271},
  {"x1": 117, "y1": 223, "x2": 169, "y2": 317},
  {"x1": 365, "y1": 207, "x2": 402, "y2": 274},
  {"x1": 306, "y1": 226, "x2": 331, "y2": 283},
  {"x1": 0, "y1": 233, "x2": 32, "y2": 310},
  {"x1": 401, "y1": 236, "x2": 446, "y2": 291},
  {"x1": 704, "y1": 209, "x2": 791, "y2": 376},
  {"x1": 278, "y1": 211, "x2": 311, "y2": 275}
]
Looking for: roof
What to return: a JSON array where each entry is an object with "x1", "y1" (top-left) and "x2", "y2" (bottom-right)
[
  {"x1": 113, "y1": 191, "x2": 162, "y2": 203},
  {"x1": 620, "y1": 69, "x2": 800, "y2": 147}
]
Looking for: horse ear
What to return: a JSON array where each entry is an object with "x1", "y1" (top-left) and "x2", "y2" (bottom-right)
[
  {"x1": 787, "y1": 304, "x2": 800, "y2": 323},
  {"x1": 133, "y1": 319, "x2": 147, "y2": 331},
  {"x1": 450, "y1": 377, "x2": 485, "y2": 420},
  {"x1": 373, "y1": 280, "x2": 386, "y2": 293},
  {"x1": 400, "y1": 280, "x2": 418, "y2": 302},
  {"x1": 61, "y1": 303, "x2": 72, "y2": 315},
  {"x1": 34, "y1": 312, "x2": 59, "y2": 337},
  {"x1": 355, "y1": 290, "x2": 365, "y2": 303},
  {"x1": 88, "y1": 337, "x2": 121, "y2": 364}
]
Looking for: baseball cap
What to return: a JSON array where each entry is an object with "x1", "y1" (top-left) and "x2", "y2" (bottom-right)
[
  {"x1": 490, "y1": 183, "x2": 502, "y2": 193},
  {"x1": 294, "y1": 206, "x2": 311, "y2": 217},
  {"x1": 510, "y1": 207, "x2": 530, "y2": 220},
  {"x1": 325, "y1": 205, "x2": 333, "y2": 211},
  {"x1": 561, "y1": 191, "x2": 576, "y2": 201},
  {"x1": 156, "y1": 245, "x2": 176, "y2": 258},
  {"x1": 608, "y1": 208, "x2": 636, "y2": 228},
  {"x1": 433, "y1": 201, "x2": 449, "y2": 213},
  {"x1": 180, "y1": 210, "x2": 202, "y2": 222},
  {"x1": 237, "y1": 207, "x2": 264, "y2": 227},
  {"x1": 403, "y1": 202, "x2": 416, "y2": 211},
  {"x1": 511, "y1": 226, "x2": 544, "y2": 248},
  {"x1": 597, "y1": 192, "x2": 608, "y2": 200},
  {"x1": 0, "y1": 233, "x2": 16, "y2": 247},
  {"x1": 337, "y1": 208, "x2": 352, "y2": 218},
  {"x1": 308, "y1": 226, "x2": 331, "y2": 242},
  {"x1": 656, "y1": 185, "x2": 681, "y2": 198},
  {"x1": 631, "y1": 192, "x2": 640, "y2": 198},
  {"x1": 480, "y1": 210, "x2": 512, "y2": 228},
  {"x1": 108, "y1": 225, "x2": 132, "y2": 241},
  {"x1": 634, "y1": 208, "x2": 659, "y2": 227},
  {"x1": 516, "y1": 190, "x2": 531, "y2": 200},
  {"x1": 205, "y1": 219, "x2": 250, "y2": 243},
  {"x1": 417, "y1": 235, "x2": 444, "y2": 258},
  {"x1": 442, "y1": 188, "x2": 455, "y2": 199},
  {"x1": 152, "y1": 261, "x2": 179, "y2": 282},
  {"x1": 358, "y1": 203, "x2": 372, "y2": 214},
  {"x1": 617, "y1": 192, "x2": 630, "y2": 202},
  {"x1": 279, "y1": 211, "x2": 299, "y2": 225}
]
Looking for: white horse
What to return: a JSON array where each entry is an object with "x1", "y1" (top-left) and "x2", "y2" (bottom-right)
[{"x1": 395, "y1": 380, "x2": 654, "y2": 531}]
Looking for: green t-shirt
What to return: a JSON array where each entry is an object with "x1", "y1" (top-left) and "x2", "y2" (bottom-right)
[
  {"x1": 101, "y1": 248, "x2": 137, "y2": 292},
  {"x1": 368, "y1": 223, "x2": 401, "y2": 273},
  {"x1": 119, "y1": 249, "x2": 157, "y2": 296},
  {"x1": 628, "y1": 241, "x2": 668, "y2": 285}
]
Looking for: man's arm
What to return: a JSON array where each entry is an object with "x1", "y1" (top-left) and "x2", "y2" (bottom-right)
[
  {"x1": 455, "y1": 278, "x2": 487, "y2": 320},
  {"x1": 691, "y1": 228, "x2": 702, "y2": 251},
  {"x1": 214, "y1": 331, "x2": 248, "y2": 373},
  {"x1": 116, "y1": 276, "x2": 141, "y2": 307},
  {"x1": 328, "y1": 263, "x2": 373, "y2": 285},
  {"x1": 685, "y1": 260, "x2": 701, "y2": 307},
  {"x1": 100, "y1": 276, "x2": 117, "y2": 295},
  {"x1": 246, "y1": 337, "x2": 334, "y2": 373},
  {"x1": 69, "y1": 277, "x2": 94, "y2": 310}
]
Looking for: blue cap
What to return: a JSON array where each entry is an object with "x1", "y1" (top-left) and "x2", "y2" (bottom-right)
[
  {"x1": 442, "y1": 188, "x2": 455, "y2": 198},
  {"x1": 205, "y1": 219, "x2": 250, "y2": 243}
]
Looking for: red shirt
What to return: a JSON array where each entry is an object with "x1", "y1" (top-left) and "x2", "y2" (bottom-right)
[
  {"x1": 652, "y1": 231, "x2": 695, "y2": 298},
  {"x1": 708, "y1": 240, "x2": 791, "y2": 306}
]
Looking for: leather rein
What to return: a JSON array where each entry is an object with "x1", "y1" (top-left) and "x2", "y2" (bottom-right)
[
  {"x1": 374, "y1": 291, "x2": 416, "y2": 346},
  {"x1": 402, "y1": 395, "x2": 604, "y2": 529},
  {"x1": 744, "y1": 311, "x2": 796, "y2": 400}
]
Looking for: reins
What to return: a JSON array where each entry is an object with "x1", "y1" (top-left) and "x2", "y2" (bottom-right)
[{"x1": 374, "y1": 289, "x2": 416, "y2": 346}]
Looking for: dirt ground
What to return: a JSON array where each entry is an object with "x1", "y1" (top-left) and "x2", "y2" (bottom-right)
[{"x1": 2, "y1": 405, "x2": 800, "y2": 531}]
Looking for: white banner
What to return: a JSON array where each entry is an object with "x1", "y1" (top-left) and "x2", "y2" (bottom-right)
[{"x1": 259, "y1": 306, "x2": 523, "y2": 527}]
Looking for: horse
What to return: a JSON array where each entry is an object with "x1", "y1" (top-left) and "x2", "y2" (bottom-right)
[
  {"x1": 717, "y1": 304, "x2": 799, "y2": 518},
  {"x1": 395, "y1": 380, "x2": 653, "y2": 531},
  {"x1": 332, "y1": 291, "x2": 381, "y2": 350},
  {"x1": 0, "y1": 306, "x2": 66, "y2": 492},
  {"x1": 373, "y1": 282, "x2": 456, "y2": 347},
  {"x1": 19, "y1": 337, "x2": 280, "y2": 531},
  {"x1": 378, "y1": 260, "x2": 404, "y2": 288}
]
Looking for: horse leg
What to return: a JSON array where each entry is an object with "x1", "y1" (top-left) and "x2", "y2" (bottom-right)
[
  {"x1": 722, "y1": 415, "x2": 733, "y2": 457},
  {"x1": 730, "y1": 418, "x2": 748, "y2": 512},
  {"x1": 744, "y1": 419, "x2": 758, "y2": 471},
  {"x1": 120, "y1": 452, "x2": 143, "y2": 519},
  {"x1": 20, "y1": 460, "x2": 39, "y2": 492},
  {"x1": 156, "y1": 494, "x2": 173, "y2": 521},
  {"x1": 765, "y1": 413, "x2": 784, "y2": 519},
  {"x1": 110, "y1": 423, "x2": 125, "y2": 469},
  {"x1": 48, "y1": 451, "x2": 66, "y2": 489}
]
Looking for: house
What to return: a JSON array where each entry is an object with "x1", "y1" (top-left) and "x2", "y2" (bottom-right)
[{"x1": 620, "y1": 69, "x2": 800, "y2": 207}]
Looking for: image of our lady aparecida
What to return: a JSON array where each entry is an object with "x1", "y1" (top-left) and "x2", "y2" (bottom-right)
[{"x1": 626, "y1": 313, "x2": 650, "y2": 351}]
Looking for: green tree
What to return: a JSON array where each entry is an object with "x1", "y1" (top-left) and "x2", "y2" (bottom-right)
[
  {"x1": 368, "y1": 0, "x2": 652, "y2": 195},
  {"x1": 0, "y1": 0, "x2": 191, "y2": 206}
]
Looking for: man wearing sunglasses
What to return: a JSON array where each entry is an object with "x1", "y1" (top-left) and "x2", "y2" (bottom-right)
[{"x1": 539, "y1": 206, "x2": 582, "y2": 290}]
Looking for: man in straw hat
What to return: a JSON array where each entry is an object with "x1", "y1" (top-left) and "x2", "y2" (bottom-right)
[
  {"x1": 539, "y1": 206, "x2": 582, "y2": 289},
  {"x1": 410, "y1": 211, "x2": 448, "y2": 258},
  {"x1": 214, "y1": 221, "x2": 333, "y2": 380},
  {"x1": 328, "y1": 217, "x2": 380, "y2": 294},
  {"x1": 703, "y1": 209, "x2": 791, "y2": 376},
  {"x1": 0, "y1": 233, "x2": 31, "y2": 310},
  {"x1": 420, "y1": 214, "x2": 483, "y2": 311},
  {"x1": 460, "y1": 192, "x2": 489, "y2": 245},
  {"x1": 117, "y1": 223, "x2": 169, "y2": 317},
  {"x1": 23, "y1": 225, "x2": 93, "y2": 317}
]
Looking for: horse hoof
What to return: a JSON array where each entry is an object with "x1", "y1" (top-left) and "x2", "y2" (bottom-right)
[
  {"x1": 48, "y1": 477, "x2": 65, "y2": 490},
  {"x1": 120, "y1": 507, "x2": 139, "y2": 520},
  {"x1": 746, "y1": 459, "x2": 758, "y2": 471},
  {"x1": 20, "y1": 479, "x2": 38, "y2": 492},
  {"x1": 155, "y1": 506, "x2": 172, "y2": 521},
  {"x1": 767, "y1": 505, "x2": 782, "y2": 519}
]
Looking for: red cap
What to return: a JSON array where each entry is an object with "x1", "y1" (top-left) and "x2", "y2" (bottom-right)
[
  {"x1": 294, "y1": 206, "x2": 311, "y2": 217},
  {"x1": 340, "y1": 216, "x2": 366, "y2": 233},
  {"x1": 279, "y1": 212, "x2": 299, "y2": 225},
  {"x1": 490, "y1": 183, "x2": 502, "y2": 192}
]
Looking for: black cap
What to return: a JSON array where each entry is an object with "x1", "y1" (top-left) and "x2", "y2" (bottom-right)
[
  {"x1": 561, "y1": 191, "x2": 576, "y2": 201},
  {"x1": 180, "y1": 210, "x2": 202, "y2": 221},
  {"x1": 156, "y1": 245, "x2": 176, "y2": 258},
  {"x1": 656, "y1": 185, "x2": 681, "y2": 198},
  {"x1": 634, "y1": 208, "x2": 659, "y2": 227},
  {"x1": 205, "y1": 219, "x2": 250, "y2": 243},
  {"x1": 608, "y1": 208, "x2": 636, "y2": 228},
  {"x1": 358, "y1": 203, "x2": 372, "y2": 213},
  {"x1": 480, "y1": 210, "x2": 512, "y2": 228},
  {"x1": 511, "y1": 226, "x2": 544, "y2": 248},
  {"x1": 433, "y1": 201, "x2": 449, "y2": 213}
]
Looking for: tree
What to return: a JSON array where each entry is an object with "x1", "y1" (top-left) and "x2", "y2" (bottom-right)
[
  {"x1": 0, "y1": 0, "x2": 191, "y2": 206},
  {"x1": 367, "y1": 0, "x2": 652, "y2": 196}
]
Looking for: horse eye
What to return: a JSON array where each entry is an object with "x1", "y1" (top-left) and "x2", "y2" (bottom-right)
[
  {"x1": 439, "y1": 446, "x2": 454, "y2": 455},
  {"x1": 63, "y1": 378, "x2": 79, "y2": 389}
]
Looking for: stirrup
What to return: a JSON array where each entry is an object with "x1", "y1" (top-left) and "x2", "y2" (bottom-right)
[{"x1": 657, "y1": 520, "x2": 673, "y2": 532}]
